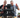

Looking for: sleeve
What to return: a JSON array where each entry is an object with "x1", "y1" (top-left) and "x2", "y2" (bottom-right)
[
  {"x1": 15, "y1": 5, "x2": 18, "y2": 9},
  {"x1": 0, "y1": 6, "x2": 1, "y2": 8},
  {"x1": 1, "y1": 5, "x2": 3, "y2": 8}
]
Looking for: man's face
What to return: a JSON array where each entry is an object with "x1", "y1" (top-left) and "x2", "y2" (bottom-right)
[
  {"x1": 4, "y1": 1, "x2": 7, "y2": 5},
  {"x1": 10, "y1": 1, "x2": 13, "y2": 5}
]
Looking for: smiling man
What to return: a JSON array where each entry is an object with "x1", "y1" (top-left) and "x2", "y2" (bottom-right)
[{"x1": 10, "y1": 1, "x2": 19, "y2": 16}]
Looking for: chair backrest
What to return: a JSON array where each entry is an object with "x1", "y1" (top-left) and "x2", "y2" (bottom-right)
[{"x1": 7, "y1": 4, "x2": 11, "y2": 9}]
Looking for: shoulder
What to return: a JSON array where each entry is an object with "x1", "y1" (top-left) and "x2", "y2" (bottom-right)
[
  {"x1": 0, "y1": 5, "x2": 3, "y2": 8},
  {"x1": 14, "y1": 5, "x2": 16, "y2": 6},
  {"x1": 13, "y1": 5, "x2": 16, "y2": 7},
  {"x1": 1, "y1": 4, "x2": 3, "y2": 6}
]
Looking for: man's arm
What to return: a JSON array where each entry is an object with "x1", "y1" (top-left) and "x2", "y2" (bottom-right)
[{"x1": 16, "y1": 4, "x2": 19, "y2": 10}]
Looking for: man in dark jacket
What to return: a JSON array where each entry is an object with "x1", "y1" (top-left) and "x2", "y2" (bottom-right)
[
  {"x1": 1, "y1": 1, "x2": 7, "y2": 10},
  {"x1": 0, "y1": 0, "x2": 7, "y2": 18},
  {"x1": 0, "y1": 0, "x2": 7, "y2": 16}
]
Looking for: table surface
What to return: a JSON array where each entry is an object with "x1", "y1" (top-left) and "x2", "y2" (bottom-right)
[{"x1": 0, "y1": 16, "x2": 17, "y2": 18}]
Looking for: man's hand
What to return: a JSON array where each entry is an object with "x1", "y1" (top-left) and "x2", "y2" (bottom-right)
[
  {"x1": 5, "y1": 7, "x2": 7, "y2": 9},
  {"x1": 16, "y1": 3, "x2": 18, "y2": 7}
]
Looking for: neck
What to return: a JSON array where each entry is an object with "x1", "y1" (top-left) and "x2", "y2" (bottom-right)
[{"x1": 4, "y1": 4, "x2": 6, "y2": 6}]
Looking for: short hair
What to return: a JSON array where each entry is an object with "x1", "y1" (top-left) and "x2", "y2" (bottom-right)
[
  {"x1": 4, "y1": 1, "x2": 7, "y2": 3},
  {"x1": 10, "y1": 1, "x2": 13, "y2": 2}
]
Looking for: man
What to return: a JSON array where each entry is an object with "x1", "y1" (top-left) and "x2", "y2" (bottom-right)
[
  {"x1": 1, "y1": 1, "x2": 7, "y2": 10},
  {"x1": 0, "y1": 1, "x2": 7, "y2": 18},
  {"x1": 1, "y1": 0, "x2": 7, "y2": 14},
  {"x1": 10, "y1": 1, "x2": 19, "y2": 16}
]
